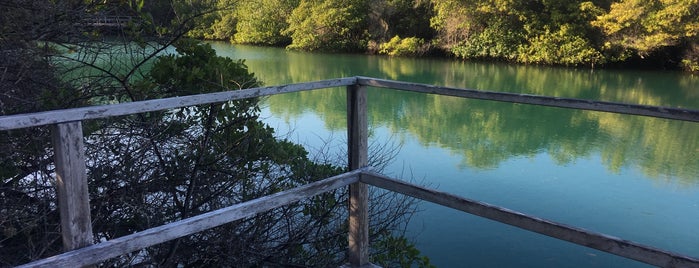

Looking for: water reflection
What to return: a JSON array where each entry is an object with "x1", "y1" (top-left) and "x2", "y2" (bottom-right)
[
  {"x1": 212, "y1": 43, "x2": 699, "y2": 108},
  {"x1": 266, "y1": 89, "x2": 699, "y2": 185},
  {"x1": 210, "y1": 42, "x2": 699, "y2": 184}
]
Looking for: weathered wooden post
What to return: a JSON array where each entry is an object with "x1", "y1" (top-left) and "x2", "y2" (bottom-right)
[
  {"x1": 347, "y1": 84, "x2": 369, "y2": 266},
  {"x1": 52, "y1": 121, "x2": 94, "y2": 251}
]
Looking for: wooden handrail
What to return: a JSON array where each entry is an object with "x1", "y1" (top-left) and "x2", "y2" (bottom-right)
[
  {"x1": 3, "y1": 76, "x2": 697, "y2": 131},
  {"x1": 18, "y1": 169, "x2": 366, "y2": 268},
  {"x1": 4, "y1": 77, "x2": 699, "y2": 267},
  {"x1": 360, "y1": 171, "x2": 699, "y2": 268},
  {"x1": 356, "y1": 76, "x2": 699, "y2": 122},
  {"x1": 81, "y1": 16, "x2": 137, "y2": 27},
  {"x1": 0, "y1": 78, "x2": 356, "y2": 131}
]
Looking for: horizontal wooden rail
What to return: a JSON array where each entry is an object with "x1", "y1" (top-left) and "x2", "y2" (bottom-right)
[
  {"x1": 0, "y1": 77, "x2": 356, "y2": 131},
  {"x1": 359, "y1": 171, "x2": 699, "y2": 268},
  {"x1": 83, "y1": 16, "x2": 135, "y2": 22},
  {"x1": 3, "y1": 76, "x2": 698, "y2": 131},
  {"x1": 18, "y1": 168, "x2": 365, "y2": 268},
  {"x1": 357, "y1": 76, "x2": 699, "y2": 122}
]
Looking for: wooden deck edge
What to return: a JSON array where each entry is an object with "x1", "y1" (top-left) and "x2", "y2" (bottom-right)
[
  {"x1": 17, "y1": 168, "x2": 366, "y2": 268},
  {"x1": 359, "y1": 171, "x2": 699, "y2": 268}
]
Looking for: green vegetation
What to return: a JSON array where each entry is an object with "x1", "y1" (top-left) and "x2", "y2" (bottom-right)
[
  {"x1": 379, "y1": 36, "x2": 429, "y2": 56},
  {"x1": 285, "y1": 0, "x2": 369, "y2": 51},
  {"x1": 1, "y1": 1, "x2": 429, "y2": 267},
  {"x1": 187, "y1": 0, "x2": 698, "y2": 70},
  {"x1": 516, "y1": 25, "x2": 604, "y2": 67},
  {"x1": 591, "y1": 0, "x2": 699, "y2": 59},
  {"x1": 234, "y1": 0, "x2": 296, "y2": 45}
]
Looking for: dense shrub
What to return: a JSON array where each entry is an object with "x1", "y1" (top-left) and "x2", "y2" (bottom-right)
[
  {"x1": 517, "y1": 25, "x2": 605, "y2": 67},
  {"x1": 233, "y1": 0, "x2": 295, "y2": 45},
  {"x1": 450, "y1": 23, "x2": 524, "y2": 60},
  {"x1": 379, "y1": 36, "x2": 429, "y2": 56},
  {"x1": 284, "y1": 0, "x2": 368, "y2": 52}
]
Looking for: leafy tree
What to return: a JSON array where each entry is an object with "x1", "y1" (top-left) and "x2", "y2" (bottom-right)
[
  {"x1": 233, "y1": 0, "x2": 298, "y2": 45},
  {"x1": 430, "y1": 0, "x2": 530, "y2": 60},
  {"x1": 430, "y1": 0, "x2": 606, "y2": 66},
  {"x1": 517, "y1": 24, "x2": 605, "y2": 67},
  {"x1": 592, "y1": 0, "x2": 699, "y2": 58},
  {"x1": 513, "y1": 0, "x2": 606, "y2": 67},
  {"x1": 182, "y1": 0, "x2": 239, "y2": 40},
  {"x1": 591, "y1": 0, "x2": 699, "y2": 69},
  {"x1": 285, "y1": 0, "x2": 369, "y2": 51},
  {"x1": 429, "y1": 0, "x2": 479, "y2": 51}
]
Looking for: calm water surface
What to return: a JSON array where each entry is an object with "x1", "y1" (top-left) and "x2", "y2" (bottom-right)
[{"x1": 209, "y1": 42, "x2": 699, "y2": 267}]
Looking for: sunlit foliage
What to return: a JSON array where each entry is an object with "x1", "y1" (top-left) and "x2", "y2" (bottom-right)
[
  {"x1": 184, "y1": 0, "x2": 697, "y2": 70},
  {"x1": 591, "y1": 0, "x2": 699, "y2": 69},
  {"x1": 379, "y1": 35, "x2": 429, "y2": 56},
  {"x1": 234, "y1": 0, "x2": 298, "y2": 45},
  {"x1": 517, "y1": 25, "x2": 605, "y2": 66},
  {"x1": 285, "y1": 0, "x2": 369, "y2": 51}
]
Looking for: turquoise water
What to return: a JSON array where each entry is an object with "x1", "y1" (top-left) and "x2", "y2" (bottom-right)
[{"x1": 209, "y1": 42, "x2": 699, "y2": 267}]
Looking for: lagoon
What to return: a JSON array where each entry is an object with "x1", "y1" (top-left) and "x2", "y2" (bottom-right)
[{"x1": 209, "y1": 42, "x2": 699, "y2": 267}]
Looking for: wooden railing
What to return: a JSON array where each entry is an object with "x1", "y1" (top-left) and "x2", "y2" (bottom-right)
[
  {"x1": 82, "y1": 16, "x2": 135, "y2": 28},
  {"x1": 2, "y1": 77, "x2": 698, "y2": 267}
]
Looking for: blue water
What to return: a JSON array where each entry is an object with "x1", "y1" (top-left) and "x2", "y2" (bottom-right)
[
  {"x1": 260, "y1": 107, "x2": 698, "y2": 267},
  {"x1": 212, "y1": 42, "x2": 699, "y2": 267}
]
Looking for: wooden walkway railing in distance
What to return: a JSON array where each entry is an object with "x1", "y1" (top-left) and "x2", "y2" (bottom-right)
[
  {"x1": 3, "y1": 77, "x2": 698, "y2": 268},
  {"x1": 82, "y1": 16, "x2": 135, "y2": 28}
]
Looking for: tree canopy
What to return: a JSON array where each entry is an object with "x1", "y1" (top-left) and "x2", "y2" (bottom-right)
[
  {"x1": 591, "y1": 0, "x2": 699, "y2": 65},
  {"x1": 187, "y1": 0, "x2": 699, "y2": 70},
  {"x1": 285, "y1": 0, "x2": 369, "y2": 51}
]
